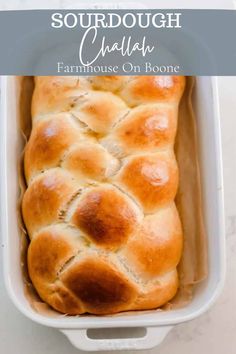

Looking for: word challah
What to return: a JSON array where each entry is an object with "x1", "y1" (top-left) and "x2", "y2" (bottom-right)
[{"x1": 22, "y1": 76, "x2": 186, "y2": 315}]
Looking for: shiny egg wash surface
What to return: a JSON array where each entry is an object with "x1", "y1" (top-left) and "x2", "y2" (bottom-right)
[{"x1": 23, "y1": 76, "x2": 185, "y2": 314}]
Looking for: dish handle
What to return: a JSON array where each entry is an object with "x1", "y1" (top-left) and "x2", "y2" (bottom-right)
[{"x1": 61, "y1": 326, "x2": 173, "y2": 351}]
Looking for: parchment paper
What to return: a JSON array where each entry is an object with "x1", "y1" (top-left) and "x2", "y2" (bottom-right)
[{"x1": 18, "y1": 76, "x2": 207, "y2": 316}]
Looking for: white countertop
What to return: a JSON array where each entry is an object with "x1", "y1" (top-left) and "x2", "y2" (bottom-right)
[{"x1": 0, "y1": 1, "x2": 236, "y2": 353}]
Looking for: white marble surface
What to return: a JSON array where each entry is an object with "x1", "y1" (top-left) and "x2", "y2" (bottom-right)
[
  {"x1": 1, "y1": 1, "x2": 236, "y2": 353},
  {"x1": 0, "y1": 0, "x2": 233, "y2": 9}
]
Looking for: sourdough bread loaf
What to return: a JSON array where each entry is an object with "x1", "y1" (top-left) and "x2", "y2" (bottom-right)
[{"x1": 22, "y1": 76, "x2": 185, "y2": 315}]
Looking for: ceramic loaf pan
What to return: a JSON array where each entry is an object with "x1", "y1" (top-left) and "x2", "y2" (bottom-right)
[{"x1": 0, "y1": 76, "x2": 225, "y2": 351}]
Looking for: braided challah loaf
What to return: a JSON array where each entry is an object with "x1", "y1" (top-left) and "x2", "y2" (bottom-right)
[{"x1": 22, "y1": 75, "x2": 185, "y2": 315}]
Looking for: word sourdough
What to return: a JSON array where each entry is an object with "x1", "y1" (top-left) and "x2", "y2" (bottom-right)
[{"x1": 51, "y1": 12, "x2": 182, "y2": 29}]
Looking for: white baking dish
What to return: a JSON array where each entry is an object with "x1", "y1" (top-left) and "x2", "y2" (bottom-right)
[{"x1": 0, "y1": 76, "x2": 225, "y2": 351}]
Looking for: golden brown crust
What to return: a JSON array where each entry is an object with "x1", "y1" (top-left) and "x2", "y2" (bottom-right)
[
  {"x1": 71, "y1": 186, "x2": 142, "y2": 249},
  {"x1": 32, "y1": 76, "x2": 89, "y2": 118},
  {"x1": 23, "y1": 75, "x2": 185, "y2": 315},
  {"x1": 114, "y1": 104, "x2": 177, "y2": 153},
  {"x1": 28, "y1": 227, "x2": 77, "y2": 283},
  {"x1": 62, "y1": 256, "x2": 138, "y2": 314},
  {"x1": 22, "y1": 169, "x2": 79, "y2": 237},
  {"x1": 133, "y1": 270, "x2": 179, "y2": 310},
  {"x1": 24, "y1": 113, "x2": 82, "y2": 182},
  {"x1": 90, "y1": 76, "x2": 127, "y2": 92},
  {"x1": 27, "y1": 226, "x2": 84, "y2": 314},
  {"x1": 49, "y1": 283, "x2": 83, "y2": 315},
  {"x1": 120, "y1": 76, "x2": 186, "y2": 106},
  {"x1": 116, "y1": 153, "x2": 179, "y2": 212},
  {"x1": 120, "y1": 204, "x2": 183, "y2": 279},
  {"x1": 62, "y1": 143, "x2": 119, "y2": 182},
  {"x1": 71, "y1": 91, "x2": 129, "y2": 134}
]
